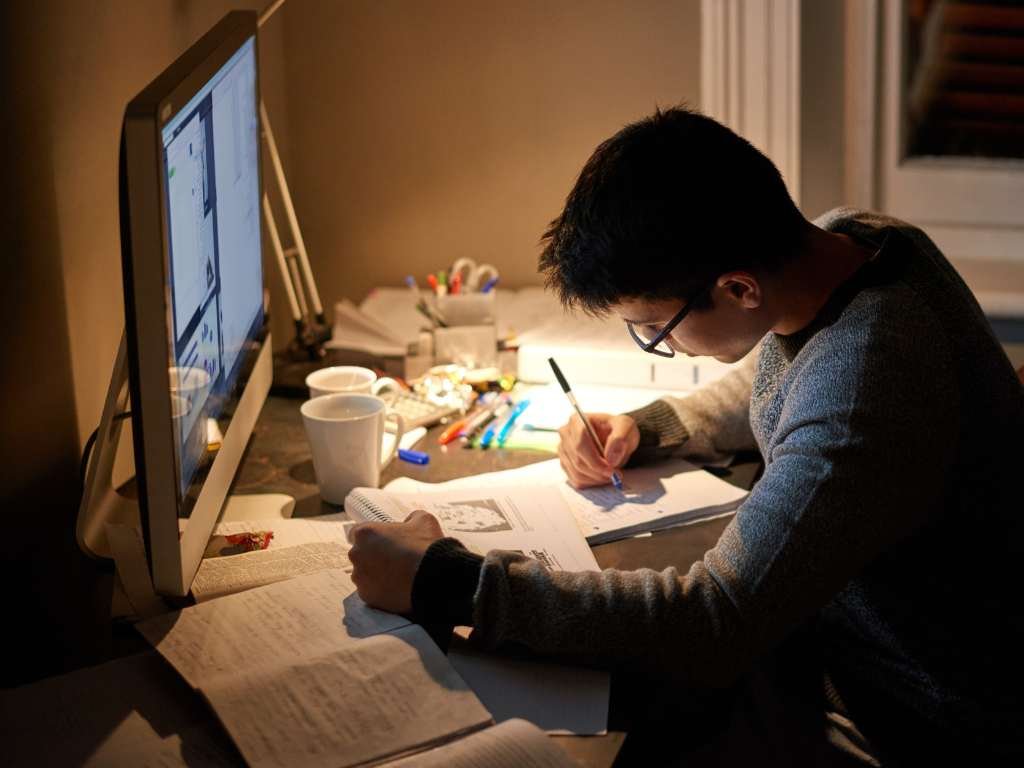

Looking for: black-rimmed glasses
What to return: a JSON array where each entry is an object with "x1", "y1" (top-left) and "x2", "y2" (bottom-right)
[{"x1": 625, "y1": 289, "x2": 708, "y2": 358}]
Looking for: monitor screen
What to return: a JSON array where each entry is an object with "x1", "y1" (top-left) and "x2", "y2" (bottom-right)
[{"x1": 160, "y1": 37, "x2": 263, "y2": 505}]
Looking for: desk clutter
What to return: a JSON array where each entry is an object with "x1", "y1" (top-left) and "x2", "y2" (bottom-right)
[
  {"x1": 114, "y1": 454, "x2": 747, "y2": 765},
  {"x1": 326, "y1": 275, "x2": 740, "y2": 391}
]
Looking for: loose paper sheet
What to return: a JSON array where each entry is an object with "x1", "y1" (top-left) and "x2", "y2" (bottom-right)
[
  {"x1": 448, "y1": 649, "x2": 610, "y2": 736},
  {"x1": 211, "y1": 514, "x2": 352, "y2": 549},
  {"x1": 385, "y1": 457, "x2": 746, "y2": 544},
  {"x1": 191, "y1": 540, "x2": 353, "y2": 603}
]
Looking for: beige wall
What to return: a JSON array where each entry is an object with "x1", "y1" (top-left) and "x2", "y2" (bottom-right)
[
  {"x1": 0, "y1": 0, "x2": 699, "y2": 684},
  {"x1": 273, "y1": 0, "x2": 701, "y2": 343},
  {"x1": 0, "y1": 0, "x2": 288, "y2": 685},
  {"x1": 800, "y1": 0, "x2": 846, "y2": 221}
]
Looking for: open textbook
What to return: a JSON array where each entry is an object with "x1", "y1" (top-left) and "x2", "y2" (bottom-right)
[
  {"x1": 138, "y1": 569, "x2": 577, "y2": 768},
  {"x1": 345, "y1": 485, "x2": 600, "y2": 572},
  {"x1": 381, "y1": 457, "x2": 748, "y2": 545}
]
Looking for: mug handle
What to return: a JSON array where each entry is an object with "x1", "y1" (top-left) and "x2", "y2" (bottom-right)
[
  {"x1": 379, "y1": 411, "x2": 406, "y2": 469},
  {"x1": 371, "y1": 377, "x2": 401, "y2": 398}
]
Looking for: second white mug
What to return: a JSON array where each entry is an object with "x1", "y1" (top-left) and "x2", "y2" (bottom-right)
[{"x1": 305, "y1": 365, "x2": 400, "y2": 400}]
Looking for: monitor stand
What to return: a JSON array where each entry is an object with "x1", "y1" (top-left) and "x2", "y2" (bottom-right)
[{"x1": 78, "y1": 331, "x2": 295, "y2": 562}]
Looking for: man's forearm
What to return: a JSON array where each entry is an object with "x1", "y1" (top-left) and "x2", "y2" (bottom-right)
[{"x1": 626, "y1": 350, "x2": 758, "y2": 466}]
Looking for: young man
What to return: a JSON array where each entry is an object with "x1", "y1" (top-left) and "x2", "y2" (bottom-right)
[{"x1": 348, "y1": 108, "x2": 1024, "y2": 765}]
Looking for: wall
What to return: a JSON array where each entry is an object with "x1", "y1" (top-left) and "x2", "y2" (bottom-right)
[
  {"x1": 800, "y1": 0, "x2": 846, "y2": 220},
  {"x1": 0, "y1": 0, "x2": 289, "y2": 686},
  {"x1": 275, "y1": 0, "x2": 701, "y2": 332},
  {"x1": 0, "y1": 0, "x2": 700, "y2": 685}
]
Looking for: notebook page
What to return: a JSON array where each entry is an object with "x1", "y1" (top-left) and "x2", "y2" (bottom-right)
[
  {"x1": 138, "y1": 569, "x2": 407, "y2": 688},
  {"x1": 190, "y1": 541, "x2": 353, "y2": 603},
  {"x1": 138, "y1": 570, "x2": 492, "y2": 768},
  {"x1": 350, "y1": 486, "x2": 600, "y2": 572},
  {"x1": 206, "y1": 624, "x2": 489, "y2": 768}
]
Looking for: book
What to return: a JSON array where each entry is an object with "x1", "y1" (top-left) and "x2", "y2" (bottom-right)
[
  {"x1": 345, "y1": 486, "x2": 612, "y2": 736},
  {"x1": 381, "y1": 457, "x2": 748, "y2": 545},
  {"x1": 344, "y1": 485, "x2": 600, "y2": 572},
  {"x1": 138, "y1": 569, "x2": 577, "y2": 768}
]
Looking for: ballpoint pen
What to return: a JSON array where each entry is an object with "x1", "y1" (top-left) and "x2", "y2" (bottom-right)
[
  {"x1": 496, "y1": 399, "x2": 530, "y2": 447},
  {"x1": 547, "y1": 357, "x2": 623, "y2": 490}
]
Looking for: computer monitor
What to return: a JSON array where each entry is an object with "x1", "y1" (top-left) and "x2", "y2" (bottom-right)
[{"x1": 114, "y1": 11, "x2": 272, "y2": 596}]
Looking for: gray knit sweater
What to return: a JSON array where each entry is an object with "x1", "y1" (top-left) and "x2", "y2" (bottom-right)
[{"x1": 413, "y1": 209, "x2": 1024, "y2": 761}]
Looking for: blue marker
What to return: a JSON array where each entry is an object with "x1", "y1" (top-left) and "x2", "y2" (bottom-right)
[
  {"x1": 398, "y1": 448, "x2": 429, "y2": 465},
  {"x1": 480, "y1": 276, "x2": 499, "y2": 293},
  {"x1": 496, "y1": 400, "x2": 530, "y2": 447},
  {"x1": 479, "y1": 400, "x2": 512, "y2": 449}
]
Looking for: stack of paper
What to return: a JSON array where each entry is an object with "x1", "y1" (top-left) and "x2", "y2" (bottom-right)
[{"x1": 326, "y1": 298, "x2": 413, "y2": 356}]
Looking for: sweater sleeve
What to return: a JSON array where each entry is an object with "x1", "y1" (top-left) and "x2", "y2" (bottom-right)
[
  {"x1": 625, "y1": 348, "x2": 759, "y2": 466},
  {"x1": 465, "y1": 299, "x2": 956, "y2": 688}
]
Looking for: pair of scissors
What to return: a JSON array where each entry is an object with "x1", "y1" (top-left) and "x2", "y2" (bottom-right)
[{"x1": 449, "y1": 257, "x2": 500, "y2": 292}]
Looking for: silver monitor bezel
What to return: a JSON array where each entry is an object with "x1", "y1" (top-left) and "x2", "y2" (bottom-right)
[{"x1": 120, "y1": 11, "x2": 269, "y2": 596}]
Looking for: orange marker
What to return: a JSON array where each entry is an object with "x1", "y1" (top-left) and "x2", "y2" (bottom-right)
[{"x1": 437, "y1": 418, "x2": 468, "y2": 445}]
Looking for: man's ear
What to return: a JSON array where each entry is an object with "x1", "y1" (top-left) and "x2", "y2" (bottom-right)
[{"x1": 716, "y1": 272, "x2": 762, "y2": 309}]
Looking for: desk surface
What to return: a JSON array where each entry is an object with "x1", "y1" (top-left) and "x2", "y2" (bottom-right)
[{"x1": 6, "y1": 395, "x2": 756, "y2": 768}]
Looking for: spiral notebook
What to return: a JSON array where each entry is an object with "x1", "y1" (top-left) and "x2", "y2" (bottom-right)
[{"x1": 344, "y1": 484, "x2": 600, "y2": 572}]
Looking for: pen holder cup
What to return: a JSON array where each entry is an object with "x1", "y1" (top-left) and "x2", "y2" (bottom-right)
[
  {"x1": 436, "y1": 291, "x2": 495, "y2": 327},
  {"x1": 433, "y1": 324, "x2": 497, "y2": 368}
]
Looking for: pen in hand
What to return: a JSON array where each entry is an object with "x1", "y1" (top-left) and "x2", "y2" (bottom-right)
[{"x1": 547, "y1": 357, "x2": 623, "y2": 491}]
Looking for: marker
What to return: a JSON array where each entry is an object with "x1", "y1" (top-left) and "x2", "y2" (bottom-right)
[
  {"x1": 479, "y1": 400, "x2": 512, "y2": 449},
  {"x1": 459, "y1": 394, "x2": 504, "y2": 443},
  {"x1": 450, "y1": 272, "x2": 462, "y2": 295},
  {"x1": 437, "y1": 418, "x2": 469, "y2": 445},
  {"x1": 398, "y1": 448, "x2": 429, "y2": 465},
  {"x1": 437, "y1": 271, "x2": 448, "y2": 296},
  {"x1": 547, "y1": 357, "x2": 623, "y2": 490},
  {"x1": 426, "y1": 273, "x2": 439, "y2": 295},
  {"x1": 480, "y1": 276, "x2": 499, "y2": 293},
  {"x1": 496, "y1": 399, "x2": 530, "y2": 447}
]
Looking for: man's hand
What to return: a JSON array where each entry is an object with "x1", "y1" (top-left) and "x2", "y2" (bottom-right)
[
  {"x1": 348, "y1": 510, "x2": 444, "y2": 615},
  {"x1": 558, "y1": 412, "x2": 640, "y2": 489}
]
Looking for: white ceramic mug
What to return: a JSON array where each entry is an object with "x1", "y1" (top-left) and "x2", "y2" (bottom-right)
[
  {"x1": 300, "y1": 393, "x2": 406, "y2": 505},
  {"x1": 305, "y1": 365, "x2": 400, "y2": 400}
]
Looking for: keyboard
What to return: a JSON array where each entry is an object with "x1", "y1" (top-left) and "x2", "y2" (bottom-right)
[{"x1": 384, "y1": 391, "x2": 460, "y2": 429}]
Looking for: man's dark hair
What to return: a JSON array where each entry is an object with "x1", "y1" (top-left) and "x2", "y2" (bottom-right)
[{"x1": 538, "y1": 106, "x2": 806, "y2": 315}]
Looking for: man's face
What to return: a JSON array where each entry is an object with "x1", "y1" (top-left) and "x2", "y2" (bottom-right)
[{"x1": 613, "y1": 283, "x2": 771, "y2": 363}]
